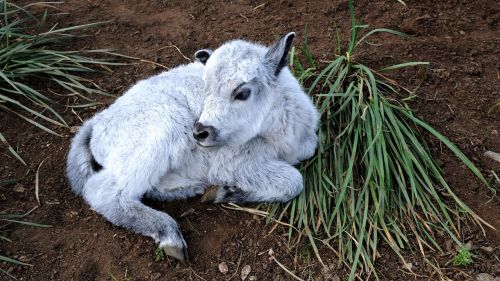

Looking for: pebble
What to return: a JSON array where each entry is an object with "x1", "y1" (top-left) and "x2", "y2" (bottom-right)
[
  {"x1": 248, "y1": 276, "x2": 257, "y2": 281},
  {"x1": 241, "y1": 265, "x2": 251, "y2": 280},
  {"x1": 218, "y1": 261, "x2": 229, "y2": 274},
  {"x1": 403, "y1": 262, "x2": 413, "y2": 271},
  {"x1": 464, "y1": 241, "x2": 477, "y2": 250},
  {"x1": 13, "y1": 184, "x2": 26, "y2": 193},
  {"x1": 480, "y1": 246, "x2": 494, "y2": 253},
  {"x1": 484, "y1": 151, "x2": 500, "y2": 163},
  {"x1": 69, "y1": 126, "x2": 80, "y2": 133},
  {"x1": 477, "y1": 273, "x2": 500, "y2": 281}
]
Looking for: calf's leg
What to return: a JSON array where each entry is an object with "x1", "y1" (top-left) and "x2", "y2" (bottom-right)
[
  {"x1": 206, "y1": 160, "x2": 303, "y2": 203},
  {"x1": 82, "y1": 170, "x2": 189, "y2": 262}
]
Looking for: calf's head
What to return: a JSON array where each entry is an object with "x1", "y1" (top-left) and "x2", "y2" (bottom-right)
[{"x1": 193, "y1": 32, "x2": 296, "y2": 147}]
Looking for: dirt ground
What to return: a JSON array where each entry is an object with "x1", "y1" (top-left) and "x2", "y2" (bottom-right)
[{"x1": 1, "y1": 0, "x2": 499, "y2": 280}]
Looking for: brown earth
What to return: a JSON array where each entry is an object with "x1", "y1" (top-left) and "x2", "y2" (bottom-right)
[{"x1": 1, "y1": 0, "x2": 499, "y2": 280}]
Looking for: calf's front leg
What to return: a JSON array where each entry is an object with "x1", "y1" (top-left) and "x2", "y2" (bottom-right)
[{"x1": 205, "y1": 160, "x2": 303, "y2": 203}]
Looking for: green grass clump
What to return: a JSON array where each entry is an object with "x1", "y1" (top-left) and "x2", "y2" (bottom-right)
[
  {"x1": 267, "y1": 1, "x2": 490, "y2": 279},
  {"x1": 0, "y1": 0, "x2": 119, "y2": 163},
  {"x1": 451, "y1": 247, "x2": 473, "y2": 267},
  {"x1": 155, "y1": 246, "x2": 166, "y2": 262}
]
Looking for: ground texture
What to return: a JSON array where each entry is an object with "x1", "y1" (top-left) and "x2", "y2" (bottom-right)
[{"x1": 1, "y1": 0, "x2": 499, "y2": 280}]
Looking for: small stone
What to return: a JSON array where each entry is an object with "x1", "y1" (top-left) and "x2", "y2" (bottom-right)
[
  {"x1": 218, "y1": 262, "x2": 229, "y2": 274},
  {"x1": 485, "y1": 151, "x2": 500, "y2": 163},
  {"x1": 248, "y1": 276, "x2": 257, "y2": 281},
  {"x1": 403, "y1": 262, "x2": 413, "y2": 271},
  {"x1": 459, "y1": 30, "x2": 466, "y2": 35},
  {"x1": 480, "y1": 246, "x2": 494, "y2": 253},
  {"x1": 13, "y1": 184, "x2": 25, "y2": 193},
  {"x1": 180, "y1": 208, "x2": 195, "y2": 218},
  {"x1": 268, "y1": 249, "x2": 274, "y2": 256},
  {"x1": 241, "y1": 265, "x2": 251, "y2": 280},
  {"x1": 477, "y1": 273, "x2": 500, "y2": 281},
  {"x1": 70, "y1": 126, "x2": 80, "y2": 133}
]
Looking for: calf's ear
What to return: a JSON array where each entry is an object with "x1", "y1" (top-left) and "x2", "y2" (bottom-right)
[
  {"x1": 264, "y1": 32, "x2": 296, "y2": 77},
  {"x1": 194, "y1": 49, "x2": 213, "y2": 65}
]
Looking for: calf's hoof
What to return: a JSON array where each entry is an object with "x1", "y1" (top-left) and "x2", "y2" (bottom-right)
[
  {"x1": 201, "y1": 185, "x2": 245, "y2": 203},
  {"x1": 200, "y1": 185, "x2": 218, "y2": 203},
  {"x1": 162, "y1": 244, "x2": 189, "y2": 263}
]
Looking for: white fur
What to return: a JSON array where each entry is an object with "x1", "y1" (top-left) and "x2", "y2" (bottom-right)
[{"x1": 66, "y1": 33, "x2": 319, "y2": 260}]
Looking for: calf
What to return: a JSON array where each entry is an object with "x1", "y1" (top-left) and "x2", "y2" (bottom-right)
[{"x1": 67, "y1": 32, "x2": 319, "y2": 262}]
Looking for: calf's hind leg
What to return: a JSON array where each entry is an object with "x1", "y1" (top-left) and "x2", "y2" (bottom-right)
[{"x1": 82, "y1": 170, "x2": 189, "y2": 262}]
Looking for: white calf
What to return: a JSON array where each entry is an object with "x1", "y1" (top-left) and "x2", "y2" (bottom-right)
[{"x1": 67, "y1": 32, "x2": 319, "y2": 262}]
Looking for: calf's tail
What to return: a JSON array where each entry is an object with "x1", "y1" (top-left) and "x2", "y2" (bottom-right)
[{"x1": 66, "y1": 119, "x2": 102, "y2": 195}]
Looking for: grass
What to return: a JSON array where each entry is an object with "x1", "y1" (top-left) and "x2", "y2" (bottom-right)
[
  {"x1": 0, "y1": 206, "x2": 51, "y2": 279},
  {"x1": 488, "y1": 100, "x2": 500, "y2": 115},
  {"x1": 109, "y1": 271, "x2": 132, "y2": 281},
  {"x1": 1, "y1": 177, "x2": 51, "y2": 279},
  {"x1": 155, "y1": 246, "x2": 166, "y2": 262},
  {"x1": 0, "y1": 0, "x2": 120, "y2": 164},
  {"x1": 451, "y1": 247, "x2": 473, "y2": 267},
  {"x1": 266, "y1": 1, "x2": 491, "y2": 279}
]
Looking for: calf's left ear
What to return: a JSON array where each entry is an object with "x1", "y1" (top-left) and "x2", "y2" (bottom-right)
[
  {"x1": 264, "y1": 32, "x2": 296, "y2": 77},
  {"x1": 194, "y1": 48, "x2": 213, "y2": 65}
]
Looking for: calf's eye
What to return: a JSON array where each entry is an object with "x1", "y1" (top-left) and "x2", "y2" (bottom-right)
[{"x1": 234, "y1": 88, "x2": 251, "y2": 101}]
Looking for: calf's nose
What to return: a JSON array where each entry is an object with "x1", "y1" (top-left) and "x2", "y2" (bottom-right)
[{"x1": 193, "y1": 122, "x2": 214, "y2": 141}]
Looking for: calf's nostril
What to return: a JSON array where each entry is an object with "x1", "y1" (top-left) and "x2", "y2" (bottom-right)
[
  {"x1": 193, "y1": 130, "x2": 210, "y2": 141},
  {"x1": 193, "y1": 122, "x2": 216, "y2": 142}
]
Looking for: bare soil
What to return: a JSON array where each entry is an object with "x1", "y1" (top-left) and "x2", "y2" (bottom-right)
[{"x1": 1, "y1": 1, "x2": 499, "y2": 280}]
